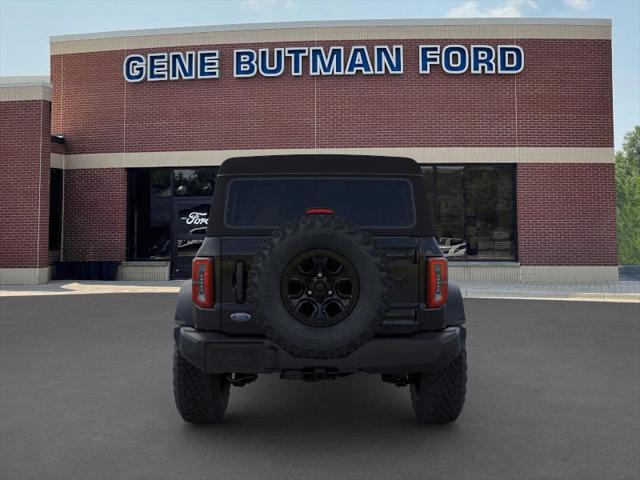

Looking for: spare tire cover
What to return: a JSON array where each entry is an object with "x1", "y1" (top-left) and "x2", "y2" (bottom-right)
[{"x1": 247, "y1": 214, "x2": 390, "y2": 359}]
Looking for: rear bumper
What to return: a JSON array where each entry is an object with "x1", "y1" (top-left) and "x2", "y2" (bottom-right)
[{"x1": 175, "y1": 326, "x2": 465, "y2": 374}]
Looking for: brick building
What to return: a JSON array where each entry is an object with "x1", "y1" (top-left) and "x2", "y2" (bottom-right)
[{"x1": 0, "y1": 18, "x2": 617, "y2": 284}]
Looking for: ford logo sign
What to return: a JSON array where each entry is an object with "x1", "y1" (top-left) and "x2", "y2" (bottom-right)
[{"x1": 230, "y1": 312, "x2": 252, "y2": 322}]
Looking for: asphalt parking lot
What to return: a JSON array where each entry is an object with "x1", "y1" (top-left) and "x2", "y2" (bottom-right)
[{"x1": 1, "y1": 294, "x2": 638, "y2": 480}]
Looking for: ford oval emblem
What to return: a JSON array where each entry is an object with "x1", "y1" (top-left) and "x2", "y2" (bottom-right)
[{"x1": 230, "y1": 312, "x2": 252, "y2": 322}]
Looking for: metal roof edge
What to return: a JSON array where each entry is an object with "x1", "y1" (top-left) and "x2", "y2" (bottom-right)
[{"x1": 50, "y1": 18, "x2": 612, "y2": 43}]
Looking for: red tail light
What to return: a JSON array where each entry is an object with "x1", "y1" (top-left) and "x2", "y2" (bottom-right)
[
  {"x1": 192, "y1": 257, "x2": 214, "y2": 308},
  {"x1": 426, "y1": 257, "x2": 448, "y2": 308},
  {"x1": 305, "y1": 208, "x2": 335, "y2": 215}
]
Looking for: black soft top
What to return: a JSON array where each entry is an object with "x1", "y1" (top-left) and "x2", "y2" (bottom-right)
[
  {"x1": 208, "y1": 154, "x2": 432, "y2": 236},
  {"x1": 217, "y1": 155, "x2": 423, "y2": 176}
]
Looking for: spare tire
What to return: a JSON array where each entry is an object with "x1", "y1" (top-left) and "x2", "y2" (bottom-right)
[{"x1": 247, "y1": 214, "x2": 390, "y2": 359}]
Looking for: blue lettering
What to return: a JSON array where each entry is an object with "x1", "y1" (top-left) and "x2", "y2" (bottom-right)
[
  {"x1": 234, "y1": 49, "x2": 257, "y2": 77},
  {"x1": 147, "y1": 53, "x2": 168, "y2": 81},
  {"x1": 123, "y1": 54, "x2": 145, "y2": 82},
  {"x1": 374, "y1": 45, "x2": 403, "y2": 74},
  {"x1": 470, "y1": 46, "x2": 496, "y2": 74},
  {"x1": 309, "y1": 47, "x2": 344, "y2": 75},
  {"x1": 197, "y1": 51, "x2": 219, "y2": 79},
  {"x1": 345, "y1": 47, "x2": 373, "y2": 75},
  {"x1": 285, "y1": 47, "x2": 308, "y2": 76},
  {"x1": 258, "y1": 48, "x2": 285, "y2": 77},
  {"x1": 169, "y1": 52, "x2": 196, "y2": 80},
  {"x1": 498, "y1": 46, "x2": 524, "y2": 74},
  {"x1": 442, "y1": 45, "x2": 468, "y2": 74},
  {"x1": 419, "y1": 45, "x2": 440, "y2": 74}
]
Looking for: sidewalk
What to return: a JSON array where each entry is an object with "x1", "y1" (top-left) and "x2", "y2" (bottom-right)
[
  {"x1": 1, "y1": 279, "x2": 639, "y2": 302},
  {"x1": 0, "y1": 280, "x2": 183, "y2": 297},
  {"x1": 460, "y1": 280, "x2": 640, "y2": 303}
]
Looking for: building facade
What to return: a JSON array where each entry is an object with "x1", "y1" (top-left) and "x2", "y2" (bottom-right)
[{"x1": 0, "y1": 18, "x2": 616, "y2": 284}]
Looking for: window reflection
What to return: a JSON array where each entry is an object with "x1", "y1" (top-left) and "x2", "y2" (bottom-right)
[
  {"x1": 49, "y1": 169, "x2": 63, "y2": 251},
  {"x1": 435, "y1": 166, "x2": 466, "y2": 259},
  {"x1": 177, "y1": 239, "x2": 204, "y2": 257},
  {"x1": 465, "y1": 166, "x2": 514, "y2": 260},
  {"x1": 424, "y1": 165, "x2": 515, "y2": 261},
  {"x1": 127, "y1": 168, "x2": 216, "y2": 261},
  {"x1": 173, "y1": 169, "x2": 216, "y2": 196}
]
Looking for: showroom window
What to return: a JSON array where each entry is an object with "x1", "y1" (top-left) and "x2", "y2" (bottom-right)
[
  {"x1": 126, "y1": 167, "x2": 217, "y2": 260},
  {"x1": 422, "y1": 165, "x2": 516, "y2": 261},
  {"x1": 48, "y1": 168, "x2": 63, "y2": 251}
]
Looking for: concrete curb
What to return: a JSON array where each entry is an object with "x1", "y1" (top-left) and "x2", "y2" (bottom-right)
[
  {"x1": 462, "y1": 291, "x2": 640, "y2": 303},
  {"x1": 1, "y1": 281, "x2": 639, "y2": 303}
]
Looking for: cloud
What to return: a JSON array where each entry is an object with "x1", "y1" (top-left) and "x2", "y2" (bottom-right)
[
  {"x1": 563, "y1": 0, "x2": 590, "y2": 10},
  {"x1": 446, "y1": 0, "x2": 538, "y2": 18}
]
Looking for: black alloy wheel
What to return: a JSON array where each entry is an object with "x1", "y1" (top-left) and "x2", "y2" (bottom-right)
[
  {"x1": 281, "y1": 249, "x2": 359, "y2": 327},
  {"x1": 248, "y1": 213, "x2": 389, "y2": 358}
]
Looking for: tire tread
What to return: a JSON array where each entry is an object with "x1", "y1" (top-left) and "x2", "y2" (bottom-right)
[{"x1": 410, "y1": 348, "x2": 467, "y2": 424}]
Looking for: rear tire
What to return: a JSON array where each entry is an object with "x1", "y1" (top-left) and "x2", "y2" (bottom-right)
[
  {"x1": 410, "y1": 347, "x2": 467, "y2": 424},
  {"x1": 173, "y1": 347, "x2": 230, "y2": 424}
]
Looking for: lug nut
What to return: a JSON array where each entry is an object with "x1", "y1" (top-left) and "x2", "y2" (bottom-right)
[
  {"x1": 317, "y1": 273, "x2": 323, "y2": 278},
  {"x1": 307, "y1": 290, "x2": 313, "y2": 295},
  {"x1": 328, "y1": 290, "x2": 333, "y2": 295}
]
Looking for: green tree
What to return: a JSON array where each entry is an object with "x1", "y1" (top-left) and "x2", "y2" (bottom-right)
[{"x1": 616, "y1": 125, "x2": 640, "y2": 264}]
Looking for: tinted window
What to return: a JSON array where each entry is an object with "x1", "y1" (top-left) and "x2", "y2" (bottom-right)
[
  {"x1": 173, "y1": 169, "x2": 216, "y2": 196},
  {"x1": 225, "y1": 177, "x2": 415, "y2": 228},
  {"x1": 48, "y1": 169, "x2": 63, "y2": 250},
  {"x1": 175, "y1": 203, "x2": 210, "y2": 236},
  {"x1": 126, "y1": 167, "x2": 217, "y2": 260},
  {"x1": 421, "y1": 164, "x2": 515, "y2": 261}
]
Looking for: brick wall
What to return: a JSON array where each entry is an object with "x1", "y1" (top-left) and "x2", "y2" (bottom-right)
[
  {"x1": 517, "y1": 163, "x2": 617, "y2": 266},
  {"x1": 0, "y1": 100, "x2": 50, "y2": 269},
  {"x1": 62, "y1": 168, "x2": 127, "y2": 261},
  {"x1": 46, "y1": 34, "x2": 615, "y2": 270},
  {"x1": 51, "y1": 39, "x2": 613, "y2": 154},
  {"x1": 51, "y1": 140, "x2": 65, "y2": 154}
]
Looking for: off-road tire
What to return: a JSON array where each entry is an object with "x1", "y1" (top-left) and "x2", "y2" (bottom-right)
[
  {"x1": 247, "y1": 214, "x2": 390, "y2": 359},
  {"x1": 173, "y1": 347, "x2": 230, "y2": 424},
  {"x1": 410, "y1": 347, "x2": 467, "y2": 424}
]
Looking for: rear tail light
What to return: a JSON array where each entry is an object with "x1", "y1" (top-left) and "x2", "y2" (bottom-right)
[
  {"x1": 192, "y1": 257, "x2": 214, "y2": 308},
  {"x1": 426, "y1": 257, "x2": 448, "y2": 308},
  {"x1": 305, "y1": 208, "x2": 335, "y2": 215}
]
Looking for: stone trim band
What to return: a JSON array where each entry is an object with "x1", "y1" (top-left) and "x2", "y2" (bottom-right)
[
  {"x1": 0, "y1": 84, "x2": 52, "y2": 102},
  {"x1": 54, "y1": 147, "x2": 614, "y2": 170}
]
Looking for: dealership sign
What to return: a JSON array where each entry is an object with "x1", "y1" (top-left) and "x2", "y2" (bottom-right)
[{"x1": 123, "y1": 44, "x2": 523, "y2": 82}]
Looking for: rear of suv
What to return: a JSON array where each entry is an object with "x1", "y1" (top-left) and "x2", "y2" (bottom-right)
[{"x1": 173, "y1": 155, "x2": 467, "y2": 424}]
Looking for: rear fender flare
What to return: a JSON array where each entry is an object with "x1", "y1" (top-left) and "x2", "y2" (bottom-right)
[
  {"x1": 445, "y1": 281, "x2": 465, "y2": 326},
  {"x1": 175, "y1": 280, "x2": 194, "y2": 327}
]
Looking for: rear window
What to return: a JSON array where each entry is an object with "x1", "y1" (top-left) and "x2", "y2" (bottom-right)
[{"x1": 224, "y1": 177, "x2": 415, "y2": 228}]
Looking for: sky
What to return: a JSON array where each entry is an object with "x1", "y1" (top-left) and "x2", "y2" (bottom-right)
[{"x1": 1, "y1": 0, "x2": 638, "y2": 149}]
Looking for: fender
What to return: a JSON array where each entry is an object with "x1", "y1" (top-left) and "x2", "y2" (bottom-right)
[
  {"x1": 444, "y1": 281, "x2": 466, "y2": 326},
  {"x1": 175, "y1": 280, "x2": 194, "y2": 327}
]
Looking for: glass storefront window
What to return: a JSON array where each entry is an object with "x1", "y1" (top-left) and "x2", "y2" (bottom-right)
[
  {"x1": 435, "y1": 166, "x2": 467, "y2": 259},
  {"x1": 175, "y1": 203, "x2": 210, "y2": 236},
  {"x1": 48, "y1": 168, "x2": 63, "y2": 251},
  {"x1": 422, "y1": 164, "x2": 516, "y2": 261},
  {"x1": 127, "y1": 165, "x2": 513, "y2": 265},
  {"x1": 127, "y1": 167, "x2": 217, "y2": 261},
  {"x1": 465, "y1": 165, "x2": 514, "y2": 260},
  {"x1": 173, "y1": 169, "x2": 216, "y2": 196},
  {"x1": 127, "y1": 169, "x2": 171, "y2": 260}
]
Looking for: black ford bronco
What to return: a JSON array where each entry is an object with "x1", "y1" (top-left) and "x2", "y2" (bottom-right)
[{"x1": 173, "y1": 155, "x2": 467, "y2": 424}]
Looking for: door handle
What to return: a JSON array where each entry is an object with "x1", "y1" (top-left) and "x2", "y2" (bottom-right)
[{"x1": 235, "y1": 261, "x2": 245, "y2": 304}]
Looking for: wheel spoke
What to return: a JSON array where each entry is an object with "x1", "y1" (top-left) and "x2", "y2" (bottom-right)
[
  {"x1": 336, "y1": 277, "x2": 354, "y2": 298},
  {"x1": 286, "y1": 276, "x2": 305, "y2": 299},
  {"x1": 282, "y1": 249, "x2": 359, "y2": 327}
]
